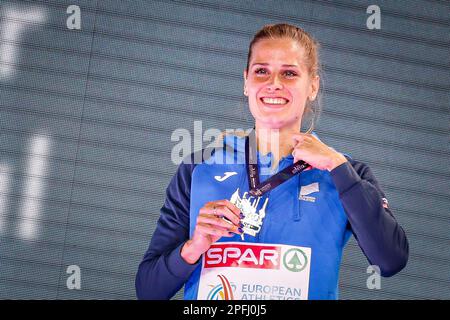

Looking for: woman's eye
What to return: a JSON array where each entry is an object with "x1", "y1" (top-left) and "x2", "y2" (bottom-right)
[
  {"x1": 255, "y1": 68, "x2": 268, "y2": 75},
  {"x1": 284, "y1": 70, "x2": 297, "y2": 77}
]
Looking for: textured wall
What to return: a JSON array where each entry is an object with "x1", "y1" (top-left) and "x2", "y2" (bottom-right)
[{"x1": 0, "y1": 0, "x2": 448, "y2": 299}]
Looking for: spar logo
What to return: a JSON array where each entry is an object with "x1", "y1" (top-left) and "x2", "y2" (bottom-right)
[
  {"x1": 283, "y1": 248, "x2": 308, "y2": 272},
  {"x1": 206, "y1": 274, "x2": 236, "y2": 300},
  {"x1": 204, "y1": 244, "x2": 281, "y2": 269}
]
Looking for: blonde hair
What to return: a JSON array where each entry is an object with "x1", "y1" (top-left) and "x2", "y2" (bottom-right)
[{"x1": 245, "y1": 23, "x2": 323, "y2": 134}]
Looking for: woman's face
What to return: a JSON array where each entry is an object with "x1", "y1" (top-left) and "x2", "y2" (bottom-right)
[{"x1": 244, "y1": 38, "x2": 319, "y2": 130}]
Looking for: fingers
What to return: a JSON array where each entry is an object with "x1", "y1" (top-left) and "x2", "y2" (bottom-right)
[
  {"x1": 196, "y1": 200, "x2": 244, "y2": 239},
  {"x1": 196, "y1": 223, "x2": 238, "y2": 237},
  {"x1": 200, "y1": 206, "x2": 239, "y2": 226},
  {"x1": 214, "y1": 200, "x2": 242, "y2": 219},
  {"x1": 292, "y1": 133, "x2": 313, "y2": 146},
  {"x1": 292, "y1": 149, "x2": 313, "y2": 171},
  {"x1": 197, "y1": 214, "x2": 243, "y2": 234},
  {"x1": 202, "y1": 200, "x2": 242, "y2": 224},
  {"x1": 291, "y1": 133, "x2": 315, "y2": 171}
]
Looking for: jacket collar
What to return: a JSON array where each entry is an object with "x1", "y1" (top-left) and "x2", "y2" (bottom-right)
[{"x1": 223, "y1": 130, "x2": 322, "y2": 157}]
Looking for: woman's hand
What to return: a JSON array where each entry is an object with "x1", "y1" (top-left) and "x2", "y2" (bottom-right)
[
  {"x1": 181, "y1": 200, "x2": 243, "y2": 264},
  {"x1": 291, "y1": 133, "x2": 347, "y2": 171}
]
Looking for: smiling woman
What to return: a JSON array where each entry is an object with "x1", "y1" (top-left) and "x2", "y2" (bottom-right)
[{"x1": 135, "y1": 23, "x2": 409, "y2": 300}]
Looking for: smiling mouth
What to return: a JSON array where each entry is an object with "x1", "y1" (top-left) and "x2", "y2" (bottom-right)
[{"x1": 260, "y1": 97, "x2": 289, "y2": 106}]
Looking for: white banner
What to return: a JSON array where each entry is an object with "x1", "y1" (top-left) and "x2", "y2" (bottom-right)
[{"x1": 197, "y1": 242, "x2": 312, "y2": 300}]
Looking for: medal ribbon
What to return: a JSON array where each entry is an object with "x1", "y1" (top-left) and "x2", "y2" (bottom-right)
[{"x1": 245, "y1": 130, "x2": 310, "y2": 197}]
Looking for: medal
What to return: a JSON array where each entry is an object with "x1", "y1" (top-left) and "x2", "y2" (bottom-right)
[{"x1": 230, "y1": 189, "x2": 269, "y2": 239}]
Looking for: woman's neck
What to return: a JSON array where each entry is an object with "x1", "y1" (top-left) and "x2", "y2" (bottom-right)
[{"x1": 255, "y1": 123, "x2": 299, "y2": 170}]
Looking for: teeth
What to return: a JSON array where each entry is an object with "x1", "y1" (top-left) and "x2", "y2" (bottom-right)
[{"x1": 261, "y1": 97, "x2": 288, "y2": 105}]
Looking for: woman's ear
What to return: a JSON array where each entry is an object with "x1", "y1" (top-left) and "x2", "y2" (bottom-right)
[
  {"x1": 309, "y1": 75, "x2": 320, "y2": 101},
  {"x1": 243, "y1": 70, "x2": 248, "y2": 96}
]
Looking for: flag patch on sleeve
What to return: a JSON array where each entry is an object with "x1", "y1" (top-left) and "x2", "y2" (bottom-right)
[{"x1": 382, "y1": 197, "x2": 389, "y2": 209}]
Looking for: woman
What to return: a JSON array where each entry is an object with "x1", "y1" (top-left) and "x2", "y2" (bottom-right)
[{"x1": 135, "y1": 23, "x2": 409, "y2": 300}]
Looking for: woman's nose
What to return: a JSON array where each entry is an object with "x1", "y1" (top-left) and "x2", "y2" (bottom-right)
[{"x1": 266, "y1": 75, "x2": 283, "y2": 91}]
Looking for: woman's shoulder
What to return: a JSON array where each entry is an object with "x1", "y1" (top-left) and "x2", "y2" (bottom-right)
[
  {"x1": 341, "y1": 155, "x2": 375, "y2": 179},
  {"x1": 333, "y1": 154, "x2": 383, "y2": 190}
]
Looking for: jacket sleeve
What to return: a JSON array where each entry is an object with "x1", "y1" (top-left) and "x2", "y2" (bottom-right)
[
  {"x1": 135, "y1": 160, "x2": 200, "y2": 300},
  {"x1": 330, "y1": 157, "x2": 409, "y2": 277}
]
